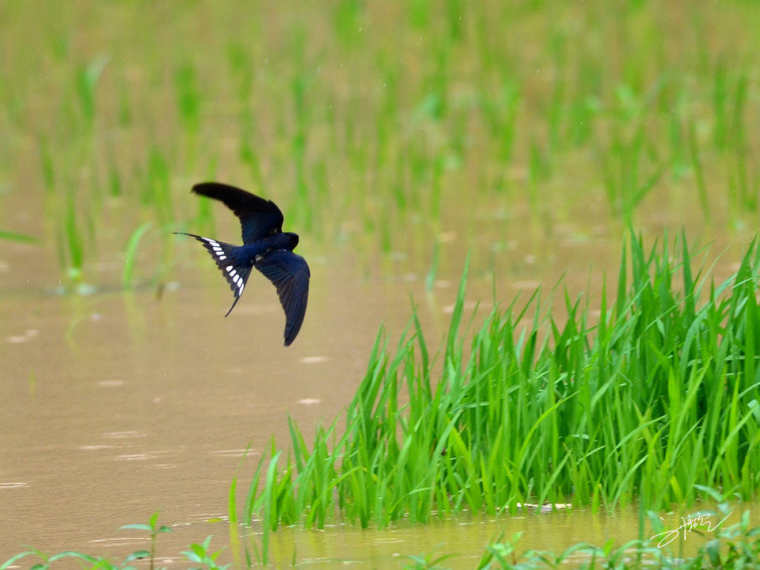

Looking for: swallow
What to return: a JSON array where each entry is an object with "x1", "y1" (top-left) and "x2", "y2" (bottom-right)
[{"x1": 175, "y1": 182, "x2": 310, "y2": 346}]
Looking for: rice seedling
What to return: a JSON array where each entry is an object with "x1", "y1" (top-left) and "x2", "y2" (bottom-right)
[
  {"x1": 181, "y1": 536, "x2": 228, "y2": 570},
  {"x1": 333, "y1": 0, "x2": 364, "y2": 46},
  {"x1": 404, "y1": 551, "x2": 457, "y2": 570},
  {"x1": 408, "y1": 0, "x2": 431, "y2": 31},
  {"x1": 118, "y1": 77, "x2": 132, "y2": 127},
  {"x1": 712, "y1": 60, "x2": 730, "y2": 152},
  {"x1": 240, "y1": 232, "x2": 760, "y2": 530},
  {"x1": 174, "y1": 61, "x2": 201, "y2": 136},
  {"x1": 239, "y1": 128, "x2": 264, "y2": 195},
  {"x1": 730, "y1": 73, "x2": 754, "y2": 212},
  {"x1": 122, "y1": 221, "x2": 152, "y2": 289},
  {"x1": 108, "y1": 160, "x2": 122, "y2": 197},
  {"x1": 38, "y1": 137, "x2": 55, "y2": 193},
  {"x1": 597, "y1": 126, "x2": 666, "y2": 220},
  {"x1": 0, "y1": 229, "x2": 38, "y2": 244},
  {"x1": 120, "y1": 512, "x2": 172, "y2": 570},
  {"x1": 143, "y1": 146, "x2": 174, "y2": 224},
  {"x1": 566, "y1": 57, "x2": 602, "y2": 148},
  {"x1": 687, "y1": 121, "x2": 709, "y2": 221},
  {"x1": 0, "y1": 548, "x2": 103, "y2": 570},
  {"x1": 528, "y1": 139, "x2": 551, "y2": 189},
  {"x1": 544, "y1": 34, "x2": 567, "y2": 153},
  {"x1": 74, "y1": 55, "x2": 109, "y2": 130},
  {"x1": 227, "y1": 42, "x2": 254, "y2": 104},
  {"x1": 667, "y1": 104, "x2": 690, "y2": 181},
  {"x1": 425, "y1": 239, "x2": 440, "y2": 292},
  {"x1": 62, "y1": 188, "x2": 85, "y2": 283},
  {"x1": 479, "y1": 79, "x2": 521, "y2": 171}
]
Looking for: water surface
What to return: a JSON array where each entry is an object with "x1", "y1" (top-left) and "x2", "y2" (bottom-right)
[{"x1": 2, "y1": 0, "x2": 760, "y2": 563}]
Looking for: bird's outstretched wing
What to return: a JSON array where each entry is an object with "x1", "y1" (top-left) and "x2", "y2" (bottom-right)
[
  {"x1": 173, "y1": 232, "x2": 252, "y2": 317},
  {"x1": 192, "y1": 182, "x2": 284, "y2": 244},
  {"x1": 255, "y1": 249, "x2": 310, "y2": 346}
]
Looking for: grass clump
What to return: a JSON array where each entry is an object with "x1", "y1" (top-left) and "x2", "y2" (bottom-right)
[{"x1": 245, "y1": 233, "x2": 760, "y2": 530}]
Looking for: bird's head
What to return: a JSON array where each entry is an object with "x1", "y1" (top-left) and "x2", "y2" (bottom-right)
[{"x1": 282, "y1": 232, "x2": 299, "y2": 250}]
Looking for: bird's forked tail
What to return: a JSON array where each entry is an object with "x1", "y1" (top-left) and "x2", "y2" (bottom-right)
[{"x1": 174, "y1": 232, "x2": 253, "y2": 316}]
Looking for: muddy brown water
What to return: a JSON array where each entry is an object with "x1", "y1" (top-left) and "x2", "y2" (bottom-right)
[
  {"x1": 2, "y1": 1, "x2": 760, "y2": 565},
  {"x1": 2, "y1": 190, "x2": 758, "y2": 566}
]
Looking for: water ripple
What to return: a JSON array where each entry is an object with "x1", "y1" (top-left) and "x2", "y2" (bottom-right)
[{"x1": 0, "y1": 481, "x2": 29, "y2": 489}]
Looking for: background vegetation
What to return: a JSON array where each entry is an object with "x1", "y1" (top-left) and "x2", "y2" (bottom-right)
[{"x1": 1, "y1": 1, "x2": 758, "y2": 289}]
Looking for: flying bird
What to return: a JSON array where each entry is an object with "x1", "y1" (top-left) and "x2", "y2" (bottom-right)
[{"x1": 176, "y1": 182, "x2": 310, "y2": 346}]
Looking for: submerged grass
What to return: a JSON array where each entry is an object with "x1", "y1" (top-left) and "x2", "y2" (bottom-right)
[
  {"x1": 242, "y1": 233, "x2": 760, "y2": 531},
  {"x1": 474, "y1": 505, "x2": 760, "y2": 569},
  {"x1": 5, "y1": 501, "x2": 758, "y2": 568}
]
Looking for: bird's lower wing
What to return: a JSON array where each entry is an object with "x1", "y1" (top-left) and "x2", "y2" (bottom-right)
[{"x1": 254, "y1": 250, "x2": 310, "y2": 346}]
